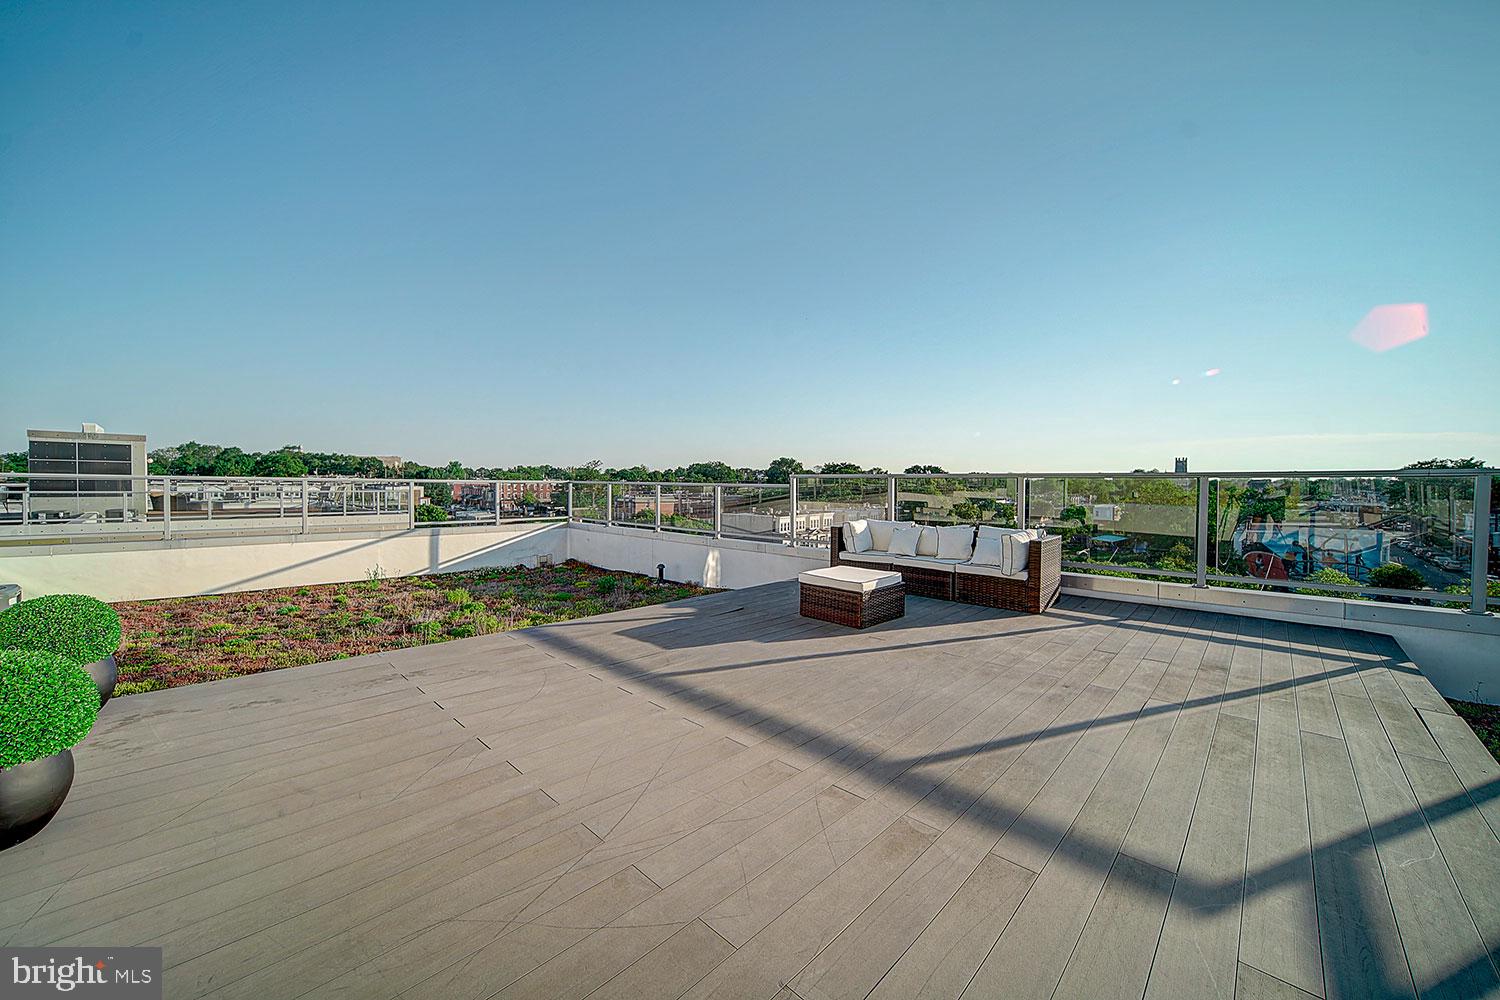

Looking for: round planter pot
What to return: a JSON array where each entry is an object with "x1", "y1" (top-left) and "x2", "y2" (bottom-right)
[
  {"x1": 85, "y1": 654, "x2": 119, "y2": 708},
  {"x1": 0, "y1": 750, "x2": 75, "y2": 850}
]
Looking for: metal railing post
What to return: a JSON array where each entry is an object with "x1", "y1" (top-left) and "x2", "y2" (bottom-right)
[
  {"x1": 714, "y1": 484, "x2": 723, "y2": 538},
  {"x1": 1471, "y1": 473, "x2": 1492, "y2": 614},
  {"x1": 789, "y1": 476, "x2": 799, "y2": 546},
  {"x1": 162, "y1": 478, "x2": 172, "y2": 540},
  {"x1": 407, "y1": 480, "x2": 416, "y2": 529},
  {"x1": 567, "y1": 482, "x2": 574, "y2": 520},
  {"x1": 494, "y1": 482, "x2": 501, "y2": 526},
  {"x1": 206, "y1": 481, "x2": 213, "y2": 524},
  {"x1": 887, "y1": 475, "x2": 897, "y2": 520},
  {"x1": 20, "y1": 485, "x2": 29, "y2": 534},
  {"x1": 301, "y1": 479, "x2": 310, "y2": 534},
  {"x1": 1195, "y1": 476, "x2": 1210, "y2": 588},
  {"x1": 655, "y1": 484, "x2": 663, "y2": 532},
  {"x1": 606, "y1": 483, "x2": 614, "y2": 526},
  {"x1": 1016, "y1": 478, "x2": 1028, "y2": 529}
]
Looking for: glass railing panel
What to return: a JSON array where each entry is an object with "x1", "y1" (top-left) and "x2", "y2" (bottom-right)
[
  {"x1": 357, "y1": 480, "x2": 409, "y2": 522},
  {"x1": 4, "y1": 474, "x2": 156, "y2": 533},
  {"x1": 720, "y1": 484, "x2": 792, "y2": 542},
  {"x1": 896, "y1": 475, "x2": 1019, "y2": 527},
  {"x1": 1212, "y1": 475, "x2": 1475, "y2": 604},
  {"x1": 797, "y1": 476, "x2": 889, "y2": 546},
  {"x1": 163, "y1": 477, "x2": 283, "y2": 529},
  {"x1": 613, "y1": 483, "x2": 658, "y2": 530},
  {"x1": 411, "y1": 479, "x2": 467, "y2": 524},
  {"x1": 1030, "y1": 475, "x2": 1198, "y2": 580},
  {"x1": 1489, "y1": 480, "x2": 1499, "y2": 609},
  {"x1": 494, "y1": 481, "x2": 566, "y2": 519},
  {"x1": 571, "y1": 482, "x2": 608, "y2": 522},
  {"x1": 0, "y1": 476, "x2": 25, "y2": 532},
  {"x1": 413, "y1": 480, "x2": 453, "y2": 523},
  {"x1": 659, "y1": 485, "x2": 715, "y2": 533},
  {"x1": 302, "y1": 478, "x2": 389, "y2": 522}
]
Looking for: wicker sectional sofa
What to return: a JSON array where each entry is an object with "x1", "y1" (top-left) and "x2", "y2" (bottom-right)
[{"x1": 831, "y1": 519, "x2": 1061, "y2": 614}]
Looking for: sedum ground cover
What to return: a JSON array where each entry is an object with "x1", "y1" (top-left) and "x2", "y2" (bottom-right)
[
  {"x1": 1449, "y1": 699, "x2": 1500, "y2": 763},
  {"x1": 112, "y1": 561, "x2": 708, "y2": 695}
]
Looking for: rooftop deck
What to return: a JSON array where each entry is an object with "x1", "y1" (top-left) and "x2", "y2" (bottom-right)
[{"x1": 4, "y1": 585, "x2": 1498, "y2": 1000}]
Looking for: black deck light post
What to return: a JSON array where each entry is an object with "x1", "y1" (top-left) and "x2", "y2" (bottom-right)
[{"x1": 657, "y1": 563, "x2": 666, "y2": 584}]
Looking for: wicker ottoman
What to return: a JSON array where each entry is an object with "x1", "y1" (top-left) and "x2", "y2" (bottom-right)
[{"x1": 799, "y1": 566, "x2": 906, "y2": 628}]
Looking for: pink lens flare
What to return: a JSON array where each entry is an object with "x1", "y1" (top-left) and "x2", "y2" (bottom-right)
[
  {"x1": 1351, "y1": 303, "x2": 1428, "y2": 352},
  {"x1": 1203, "y1": 368, "x2": 1221, "y2": 377}
]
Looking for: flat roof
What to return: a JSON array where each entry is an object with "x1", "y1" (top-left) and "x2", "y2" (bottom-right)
[
  {"x1": 26, "y1": 428, "x2": 147, "y2": 443},
  {"x1": 7, "y1": 585, "x2": 1495, "y2": 999}
]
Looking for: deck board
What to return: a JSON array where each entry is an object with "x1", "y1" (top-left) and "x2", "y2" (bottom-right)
[{"x1": 2, "y1": 582, "x2": 1494, "y2": 1000}]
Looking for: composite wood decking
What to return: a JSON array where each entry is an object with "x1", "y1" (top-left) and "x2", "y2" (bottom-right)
[{"x1": 3, "y1": 584, "x2": 1498, "y2": 1000}]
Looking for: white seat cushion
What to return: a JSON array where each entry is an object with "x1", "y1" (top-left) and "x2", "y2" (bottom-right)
[
  {"x1": 936, "y1": 525, "x2": 975, "y2": 561},
  {"x1": 840, "y1": 548, "x2": 893, "y2": 564},
  {"x1": 867, "y1": 519, "x2": 904, "y2": 551},
  {"x1": 841, "y1": 519, "x2": 873, "y2": 553},
  {"x1": 800, "y1": 566, "x2": 903, "y2": 593},
  {"x1": 915, "y1": 525, "x2": 940, "y2": 556},
  {"x1": 956, "y1": 562, "x2": 1029, "y2": 581},
  {"x1": 887, "y1": 523, "x2": 923, "y2": 557},
  {"x1": 891, "y1": 555, "x2": 965, "y2": 570}
]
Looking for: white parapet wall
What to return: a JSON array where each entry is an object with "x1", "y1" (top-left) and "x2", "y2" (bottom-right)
[
  {"x1": 565, "y1": 521, "x2": 826, "y2": 589},
  {"x1": 0, "y1": 522, "x2": 568, "y2": 602}
]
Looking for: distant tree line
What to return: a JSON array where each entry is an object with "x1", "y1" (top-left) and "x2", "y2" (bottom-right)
[
  {"x1": 5, "y1": 447, "x2": 1488, "y2": 491},
  {"x1": 113, "y1": 444, "x2": 887, "y2": 483}
]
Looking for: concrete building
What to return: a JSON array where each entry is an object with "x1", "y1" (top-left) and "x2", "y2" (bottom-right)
[{"x1": 26, "y1": 424, "x2": 148, "y2": 521}]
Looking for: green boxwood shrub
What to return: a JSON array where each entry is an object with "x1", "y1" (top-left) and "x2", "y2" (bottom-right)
[
  {"x1": 0, "y1": 649, "x2": 100, "y2": 768},
  {"x1": 414, "y1": 503, "x2": 448, "y2": 523},
  {"x1": 1368, "y1": 562, "x2": 1425, "y2": 592},
  {"x1": 0, "y1": 594, "x2": 122, "y2": 664}
]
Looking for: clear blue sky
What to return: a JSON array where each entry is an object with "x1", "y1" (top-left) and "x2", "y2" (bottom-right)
[{"x1": 2, "y1": 1, "x2": 1496, "y2": 472}]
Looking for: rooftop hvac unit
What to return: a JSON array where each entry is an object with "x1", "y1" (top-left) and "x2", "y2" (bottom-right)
[{"x1": 1092, "y1": 504, "x2": 1121, "y2": 522}]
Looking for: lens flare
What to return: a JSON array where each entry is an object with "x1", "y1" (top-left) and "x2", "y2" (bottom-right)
[
  {"x1": 1203, "y1": 368, "x2": 1221, "y2": 377},
  {"x1": 1351, "y1": 303, "x2": 1429, "y2": 352}
]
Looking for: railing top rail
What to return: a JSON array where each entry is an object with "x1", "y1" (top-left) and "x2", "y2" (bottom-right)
[
  {"x1": 794, "y1": 469, "x2": 1497, "y2": 479},
  {"x1": 5, "y1": 470, "x2": 1493, "y2": 485},
  {"x1": 568, "y1": 480, "x2": 776, "y2": 488},
  {"x1": 0, "y1": 474, "x2": 564, "y2": 484}
]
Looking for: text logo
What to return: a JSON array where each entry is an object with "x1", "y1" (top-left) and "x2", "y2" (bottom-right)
[{"x1": 1, "y1": 949, "x2": 161, "y2": 998}]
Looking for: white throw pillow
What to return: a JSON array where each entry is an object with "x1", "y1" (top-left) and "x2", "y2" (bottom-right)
[
  {"x1": 978, "y1": 524, "x2": 1029, "y2": 541},
  {"x1": 936, "y1": 525, "x2": 975, "y2": 561},
  {"x1": 1000, "y1": 532, "x2": 1031, "y2": 575},
  {"x1": 843, "y1": 519, "x2": 873, "y2": 553},
  {"x1": 887, "y1": 523, "x2": 922, "y2": 557},
  {"x1": 970, "y1": 535, "x2": 1003, "y2": 566},
  {"x1": 868, "y1": 519, "x2": 903, "y2": 552},
  {"x1": 915, "y1": 525, "x2": 940, "y2": 556}
]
